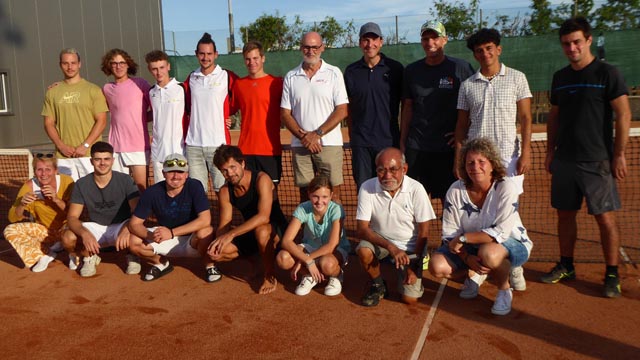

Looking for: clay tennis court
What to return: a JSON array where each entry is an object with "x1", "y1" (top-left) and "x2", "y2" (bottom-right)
[{"x1": 1, "y1": 128, "x2": 639, "y2": 359}]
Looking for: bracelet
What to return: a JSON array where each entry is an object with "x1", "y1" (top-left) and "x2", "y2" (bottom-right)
[
  {"x1": 170, "y1": 228, "x2": 175, "y2": 238},
  {"x1": 305, "y1": 259, "x2": 315, "y2": 267}
]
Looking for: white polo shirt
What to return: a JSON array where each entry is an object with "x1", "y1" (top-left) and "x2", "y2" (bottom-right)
[
  {"x1": 281, "y1": 60, "x2": 349, "y2": 147},
  {"x1": 186, "y1": 65, "x2": 229, "y2": 147},
  {"x1": 149, "y1": 78, "x2": 185, "y2": 162},
  {"x1": 356, "y1": 175, "x2": 436, "y2": 252}
]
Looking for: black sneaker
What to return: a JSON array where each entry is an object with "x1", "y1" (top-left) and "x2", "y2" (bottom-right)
[
  {"x1": 604, "y1": 274, "x2": 621, "y2": 298},
  {"x1": 361, "y1": 280, "x2": 387, "y2": 307},
  {"x1": 540, "y1": 262, "x2": 576, "y2": 284}
]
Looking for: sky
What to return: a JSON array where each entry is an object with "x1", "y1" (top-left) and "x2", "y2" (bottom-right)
[{"x1": 160, "y1": 0, "x2": 599, "y2": 54}]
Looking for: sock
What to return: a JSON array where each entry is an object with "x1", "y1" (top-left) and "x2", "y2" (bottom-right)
[
  {"x1": 372, "y1": 276, "x2": 384, "y2": 286},
  {"x1": 560, "y1": 256, "x2": 574, "y2": 271},
  {"x1": 605, "y1": 265, "x2": 618, "y2": 277},
  {"x1": 154, "y1": 261, "x2": 169, "y2": 271}
]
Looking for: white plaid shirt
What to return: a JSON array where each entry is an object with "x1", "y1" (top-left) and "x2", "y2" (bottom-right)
[{"x1": 457, "y1": 64, "x2": 532, "y2": 163}]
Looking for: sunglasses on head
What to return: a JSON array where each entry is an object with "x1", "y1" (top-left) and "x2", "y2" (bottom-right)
[
  {"x1": 35, "y1": 153, "x2": 54, "y2": 158},
  {"x1": 164, "y1": 159, "x2": 188, "y2": 168}
]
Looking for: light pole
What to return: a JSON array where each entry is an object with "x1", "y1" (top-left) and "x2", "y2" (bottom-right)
[{"x1": 228, "y1": 0, "x2": 236, "y2": 53}]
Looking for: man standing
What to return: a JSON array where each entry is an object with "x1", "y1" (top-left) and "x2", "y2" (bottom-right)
[
  {"x1": 183, "y1": 32, "x2": 237, "y2": 193},
  {"x1": 400, "y1": 21, "x2": 474, "y2": 202},
  {"x1": 231, "y1": 41, "x2": 283, "y2": 184},
  {"x1": 101, "y1": 48, "x2": 151, "y2": 192},
  {"x1": 455, "y1": 28, "x2": 532, "y2": 192},
  {"x1": 208, "y1": 145, "x2": 288, "y2": 294},
  {"x1": 541, "y1": 17, "x2": 631, "y2": 298},
  {"x1": 128, "y1": 153, "x2": 215, "y2": 282},
  {"x1": 281, "y1": 31, "x2": 349, "y2": 202},
  {"x1": 344, "y1": 22, "x2": 404, "y2": 189},
  {"x1": 145, "y1": 50, "x2": 186, "y2": 184},
  {"x1": 62, "y1": 142, "x2": 140, "y2": 277},
  {"x1": 454, "y1": 27, "x2": 532, "y2": 293},
  {"x1": 42, "y1": 48, "x2": 109, "y2": 181},
  {"x1": 356, "y1": 147, "x2": 436, "y2": 306}
]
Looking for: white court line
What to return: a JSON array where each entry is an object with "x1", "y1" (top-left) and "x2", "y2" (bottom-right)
[{"x1": 410, "y1": 278, "x2": 448, "y2": 360}]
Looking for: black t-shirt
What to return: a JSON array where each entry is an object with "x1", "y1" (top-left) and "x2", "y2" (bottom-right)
[
  {"x1": 550, "y1": 59, "x2": 628, "y2": 161},
  {"x1": 402, "y1": 56, "x2": 474, "y2": 152}
]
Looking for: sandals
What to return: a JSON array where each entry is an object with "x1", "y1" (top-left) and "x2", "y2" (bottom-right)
[
  {"x1": 205, "y1": 266, "x2": 222, "y2": 283},
  {"x1": 143, "y1": 263, "x2": 174, "y2": 281}
]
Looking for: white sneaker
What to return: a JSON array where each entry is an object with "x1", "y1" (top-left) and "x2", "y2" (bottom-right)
[
  {"x1": 295, "y1": 276, "x2": 318, "y2": 296},
  {"x1": 324, "y1": 276, "x2": 342, "y2": 296},
  {"x1": 459, "y1": 273, "x2": 487, "y2": 299},
  {"x1": 491, "y1": 288, "x2": 513, "y2": 315},
  {"x1": 68, "y1": 254, "x2": 79, "y2": 271},
  {"x1": 125, "y1": 254, "x2": 141, "y2": 275},
  {"x1": 80, "y1": 255, "x2": 101, "y2": 277},
  {"x1": 32, "y1": 252, "x2": 57, "y2": 273},
  {"x1": 510, "y1": 266, "x2": 526, "y2": 291}
]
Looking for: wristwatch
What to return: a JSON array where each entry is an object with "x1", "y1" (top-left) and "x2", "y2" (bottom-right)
[
  {"x1": 315, "y1": 128, "x2": 324, "y2": 136},
  {"x1": 459, "y1": 234, "x2": 467, "y2": 243},
  {"x1": 83, "y1": 142, "x2": 90, "y2": 148}
]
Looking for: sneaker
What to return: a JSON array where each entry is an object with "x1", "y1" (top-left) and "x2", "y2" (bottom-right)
[
  {"x1": 540, "y1": 262, "x2": 575, "y2": 284},
  {"x1": 460, "y1": 273, "x2": 487, "y2": 299},
  {"x1": 491, "y1": 288, "x2": 513, "y2": 315},
  {"x1": 510, "y1": 266, "x2": 526, "y2": 291},
  {"x1": 68, "y1": 254, "x2": 79, "y2": 271},
  {"x1": 205, "y1": 266, "x2": 222, "y2": 283},
  {"x1": 32, "y1": 252, "x2": 57, "y2": 273},
  {"x1": 324, "y1": 276, "x2": 342, "y2": 296},
  {"x1": 80, "y1": 255, "x2": 101, "y2": 277},
  {"x1": 604, "y1": 274, "x2": 621, "y2": 298},
  {"x1": 361, "y1": 280, "x2": 388, "y2": 307},
  {"x1": 125, "y1": 254, "x2": 141, "y2": 275},
  {"x1": 295, "y1": 276, "x2": 318, "y2": 296}
]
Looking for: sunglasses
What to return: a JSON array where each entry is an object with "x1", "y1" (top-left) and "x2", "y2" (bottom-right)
[
  {"x1": 164, "y1": 159, "x2": 188, "y2": 168},
  {"x1": 35, "y1": 153, "x2": 54, "y2": 158}
]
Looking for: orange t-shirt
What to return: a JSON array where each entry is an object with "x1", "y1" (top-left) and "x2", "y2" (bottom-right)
[{"x1": 232, "y1": 75, "x2": 283, "y2": 156}]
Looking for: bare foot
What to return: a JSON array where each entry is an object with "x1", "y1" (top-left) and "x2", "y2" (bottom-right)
[{"x1": 259, "y1": 275, "x2": 277, "y2": 295}]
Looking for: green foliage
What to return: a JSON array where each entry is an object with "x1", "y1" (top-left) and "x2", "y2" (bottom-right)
[
  {"x1": 430, "y1": 0, "x2": 482, "y2": 39},
  {"x1": 309, "y1": 16, "x2": 347, "y2": 48},
  {"x1": 529, "y1": 0, "x2": 554, "y2": 35},
  {"x1": 593, "y1": 0, "x2": 640, "y2": 30},
  {"x1": 552, "y1": 0, "x2": 595, "y2": 27},
  {"x1": 239, "y1": 13, "x2": 289, "y2": 51}
]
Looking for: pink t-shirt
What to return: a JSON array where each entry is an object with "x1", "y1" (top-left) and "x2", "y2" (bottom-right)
[{"x1": 103, "y1": 77, "x2": 151, "y2": 152}]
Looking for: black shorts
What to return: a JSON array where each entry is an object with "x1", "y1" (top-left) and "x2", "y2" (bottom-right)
[
  {"x1": 405, "y1": 149, "x2": 456, "y2": 199},
  {"x1": 551, "y1": 158, "x2": 621, "y2": 215},
  {"x1": 230, "y1": 221, "x2": 287, "y2": 257},
  {"x1": 244, "y1": 155, "x2": 282, "y2": 183}
]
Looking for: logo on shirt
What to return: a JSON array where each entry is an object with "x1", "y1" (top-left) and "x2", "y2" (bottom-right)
[
  {"x1": 59, "y1": 92, "x2": 80, "y2": 104},
  {"x1": 439, "y1": 77, "x2": 454, "y2": 89}
]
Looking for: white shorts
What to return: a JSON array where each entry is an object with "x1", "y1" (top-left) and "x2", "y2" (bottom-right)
[
  {"x1": 57, "y1": 157, "x2": 93, "y2": 181},
  {"x1": 146, "y1": 227, "x2": 200, "y2": 257},
  {"x1": 300, "y1": 243, "x2": 349, "y2": 267},
  {"x1": 504, "y1": 156, "x2": 524, "y2": 195},
  {"x1": 82, "y1": 221, "x2": 127, "y2": 247},
  {"x1": 113, "y1": 151, "x2": 149, "y2": 173}
]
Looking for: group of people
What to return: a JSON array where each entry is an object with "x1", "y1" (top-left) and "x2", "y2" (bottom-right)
[{"x1": 3, "y1": 16, "x2": 631, "y2": 315}]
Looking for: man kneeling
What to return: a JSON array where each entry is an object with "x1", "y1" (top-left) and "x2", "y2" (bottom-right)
[
  {"x1": 128, "y1": 154, "x2": 214, "y2": 281},
  {"x1": 207, "y1": 145, "x2": 288, "y2": 294}
]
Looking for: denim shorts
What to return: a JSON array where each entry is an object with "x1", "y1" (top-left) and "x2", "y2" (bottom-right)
[{"x1": 436, "y1": 237, "x2": 529, "y2": 270}]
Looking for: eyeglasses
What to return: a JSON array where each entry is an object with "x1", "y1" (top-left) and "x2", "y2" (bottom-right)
[
  {"x1": 376, "y1": 166, "x2": 402, "y2": 176},
  {"x1": 164, "y1": 159, "x2": 188, "y2": 168},
  {"x1": 110, "y1": 61, "x2": 127, "y2": 67},
  {"x1": 301, "y1": 44, "x2": 323, "y2": 52},
  {"x1": 35, "y1": 153, "x2": 54, "y2": 158}
]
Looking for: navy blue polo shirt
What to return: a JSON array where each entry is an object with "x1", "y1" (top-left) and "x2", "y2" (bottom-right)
[{"x1": 344, "y1": 53, "x2": 404, "y2": 147}]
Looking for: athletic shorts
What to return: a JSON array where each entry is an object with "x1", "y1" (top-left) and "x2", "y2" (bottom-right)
[
  {"x1": 356, "y1": 240, "x2": 424, "y2": 299},
  {"x1": 113, "y1": 151, "x2": 149, "y2": 173},
  {"x1": 244, "y1": 155, "x2": 282, "y2": 183},
  {"x1": 82, "y1": 221, "x2": 127, "y2": 247},
  {"x1": 57, "y1": 157, "x2": 93, "y2": 181},
  {"x1": 146, "y1": 227, "x2": 200, "y2": 257},
  {"x1": 231, "y1": 222, "x2": 286, "y2": 256},
  {"x1": 292, "y1": 146, "x2": 343, "y2": 187},
  {"x1": 405, "y1": 149, "x2": 456, "y2": 200},
  {"x1": 299, "y1": 243, "x2": 349, "y2": 267},
  {"x1": 550, "y1": 158, "x2": 621, "y2": 215},
  {"x1": 435, "y1": 237, "x2": 530, "y2": 270}
]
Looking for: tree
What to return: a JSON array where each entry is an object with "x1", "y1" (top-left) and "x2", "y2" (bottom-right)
[
  {"x1": 283, "y1": 15, "x2": 306, "y2": 50},
  {"x1": 239, "y1": 13, "x2": 289, "y2": 51},
  {"x1": 552, "y1": 0, "x2": 594, "y2": 27},
  {"x1": 309, "y1": 16, "x2": 347, "y2": 48},
  {"x1": 529, "y1": 0, "x2": 554, "y2": 35},
  {"x1": 593, "y1": 0, "x2": 640, "y2": 30},
  {"x1": 430, "y1": 0, "x2": 482, "y2": 39},
  {"x1": 492, "y1": 13, "x2": 527, "y2": 37}
]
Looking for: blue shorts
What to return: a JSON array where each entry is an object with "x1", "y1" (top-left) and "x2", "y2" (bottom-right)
[{"x1": 436, "y1": 237, "x2": 529, "y2": 270}]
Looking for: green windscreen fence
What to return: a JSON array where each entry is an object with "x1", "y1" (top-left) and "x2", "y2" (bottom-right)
[{"x1": 170, "y1": 29, "x2": 640, "y2": 92}]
